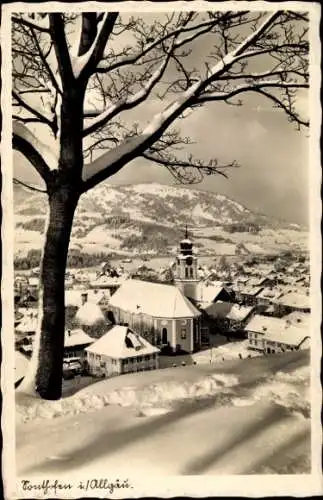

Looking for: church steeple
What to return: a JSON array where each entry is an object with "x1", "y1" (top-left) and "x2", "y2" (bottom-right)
[{"x1": 174, "y1": 226, "x2": 199, "y2": 299}]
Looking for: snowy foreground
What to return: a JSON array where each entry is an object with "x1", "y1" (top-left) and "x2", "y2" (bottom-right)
[{"x1": 16, "y1": 351, "x2": 310, "y2": 478}]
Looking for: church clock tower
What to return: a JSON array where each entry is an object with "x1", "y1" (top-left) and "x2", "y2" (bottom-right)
[{"x1": 174, "y1": 226, "x2": 199, "y2": 300}]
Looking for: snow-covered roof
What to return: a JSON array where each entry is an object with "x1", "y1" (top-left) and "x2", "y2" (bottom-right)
[
  {"x1": 15, "y1": 315, "x2": 38, "y2": 333},
  {"x1": 276, "y1": 292, "x2": 310, "y2": 309},
  {"x1": 89, "y1": 275, "x2": 125, "y2": 289},
  {"x1": 246, "y1": 315, "x2": 309, "y2": 346},
  {"x1": 204, "y1": 301, "x2": 254, "y2": 321},
  {"x1": 65, "y1": 328, "x2": 95, "y2": 348},
  {"x1": 85, "y1": 325, "x2": 160, "y2": 359},
  {"x1": 109, "y1": 279, "x2": 200, "y2": 318},
  {"x1": 247, "y1": 277, "x2": 269, "y2": 287},
  {"x1": 257, "y1": 287, "x2": 284, "y2": 301},
  {"x1": 65, "y1": 289, "x2": 110, "y2": 308},
  {"x1": 195, "y1": 281, "x2": 225, "y2": 305},
  {"x1": 283, "y1": 311, "x2": 311, "y2": 328},
  {"x1": 238, "y1": 285, "x2": 264, "y2": 296},
  {"x1": 75, "y1": 302, "x2": 106, "y2": 326}
]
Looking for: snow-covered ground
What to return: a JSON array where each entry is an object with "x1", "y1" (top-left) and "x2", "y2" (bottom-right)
[{"x1": 16, "y1": 350, "x2": 310, "y2": 478}]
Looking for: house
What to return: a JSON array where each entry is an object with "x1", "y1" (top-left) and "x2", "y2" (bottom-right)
[
  {"x1": 246, "y1": 315, "x2": 310, "y2": 354},
  {"x1": 274, "y1": 291, "x2": 311, "y2": 315},
  {"x1": 64, "y1": 328, "x2": 95, "y2": 360},
  {"x1": 89, "y1": 274, "x2": 125, "y2": 295},
  {"x1": 15, "y1": 311, "x2": 38, "y2": 336},
  {"x1": 108, "y1": 279, "x2": 201, "y2": 353},
  {"x1": 255, "y1": 286, "x2": 285, "y2": 314},
  {"x1": 65, "y1": 289, "x2": 110, "y2": 310},
  {"x1": 85, "y1": 325, "x2": 160, "y2": 377},
  {"x1": 74, "y1": 297, "x2": 111, "y2": 339},
  {"x1": 203, "y1": 301, "x2": 255, "y2": 336},
  {"x1": 234, "y1": 285, "x2": 264, "y2": 306},
  {"x1": 193, "y1": 280, "x2": 232, "y2": 309}
]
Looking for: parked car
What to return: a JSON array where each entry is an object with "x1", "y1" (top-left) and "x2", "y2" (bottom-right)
[{"x1": 62, "y1": 358, "x2": 83, "y2": 379}]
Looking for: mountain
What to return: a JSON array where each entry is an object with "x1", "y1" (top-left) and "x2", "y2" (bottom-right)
[{"x1": 13, "y1": 182, "x2": 308, "y2": 258}]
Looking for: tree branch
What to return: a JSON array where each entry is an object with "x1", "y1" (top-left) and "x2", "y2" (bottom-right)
[
  {"x1": 74, "y1": 12, "x2": 119, "y2": 80},
  {"x1": 12, "y1": 90, "x2": 54, "y2": 129},
  {"x1": 13, "y1": 177, "x2": 47, "y2": 194},
  {"x1": 83, "y1": 43, "x2": 175, "y2": 136},
  {"x1": 141, "y1": 152, "x2": 239, "y2": 184},
  {"x1": 96, "y1": 12, "x2": 245, "y2": 74},
  {"x1": 49, "y1": 14, "x2": 74, "y2": 88},
  {"x1": 12, "y1": 15, "x2": 50, "y2": 33},
  {"x1": 29, "y1": 27, "x2": 62, "y2": 95},
  {"x1": 12, "y1": 121, "x2": 56, "y2": 183},
  {"x1": 197, "y1": 80, "x2": 308, "y2": 100}
]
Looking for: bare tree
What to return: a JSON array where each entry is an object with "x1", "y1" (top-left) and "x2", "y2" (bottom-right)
[{"x1": 12, "y1": 10, "x2": 309, "y2": 399}]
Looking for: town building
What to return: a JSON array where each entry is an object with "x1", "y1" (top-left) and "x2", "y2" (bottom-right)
[
  {"x1": 108, "y1": 279, "x2": 201, "y2": 353},
  {"x1": 275, "y1": 290, "x2": 310, "y2": 315},
  {"x1": 85, "y1": 325, "x2": 160, "y2": 377},
  {"x1": 203, "y1": 301, "x2": 255, "y2": 337},
  {"x1": 246, "y1": 314, "x2": 310, "y2": 354},
  {"x1": 64, "y1": 328, "x2": 95, "y2": 360}
]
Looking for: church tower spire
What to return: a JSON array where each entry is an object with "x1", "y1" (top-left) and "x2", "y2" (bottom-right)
[{"x1": 174, "y1": 226, "x2": 199, "y2": 299}]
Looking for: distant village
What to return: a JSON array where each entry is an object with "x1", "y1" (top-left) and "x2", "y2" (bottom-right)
[{"x1": 14, "y1": 229, "x2": 310, "y2": 387}]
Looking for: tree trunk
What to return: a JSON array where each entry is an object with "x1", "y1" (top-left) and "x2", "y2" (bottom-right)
[
  {"x1": 19, "y1": 186, "x2": 79, "y2": 400},
  {"x1": 18, "y1": 88, "x2": 85, "y2": 400}
]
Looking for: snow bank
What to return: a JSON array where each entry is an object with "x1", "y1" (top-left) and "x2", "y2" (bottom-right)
[
  {"x1": 231, "y1": 365, "x2": 310, "y2": 418},
  {"x1": 16, "y1": 373, "x2": 238, "y2": 424},
  {"x1": 16, "y1": 360, "x2": 310, "y2": 425}
]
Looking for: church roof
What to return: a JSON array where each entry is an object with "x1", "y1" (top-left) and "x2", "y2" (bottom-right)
[{"x1": 109, "y1": 279, "x2": 201, "y2": 318}]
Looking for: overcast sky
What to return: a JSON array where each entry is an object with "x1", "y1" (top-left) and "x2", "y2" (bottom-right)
[{"x1": 13, "y1": 11, "x2": 310, "y2": 225}]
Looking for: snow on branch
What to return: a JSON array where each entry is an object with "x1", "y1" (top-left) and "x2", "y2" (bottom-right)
[
  {"x1": 81, "y1": 134, "x2": 146, "y2": 188},
  {"x1": 12, "y1": 14, "x2": 50, "y2": 33},
  {"x1": 12, "y1": 90, "x2": 54, "y2": 129},
  {"x1": 83, "y1": 44, "x2": 175, "y2": 137},
  {"x1": 81, "y1": 12, "x2": 306, "y2": 191},
  {"x1": 13, "y1": 121, "x2": 58, "y2": 182},
  {"x1": 72, "y1": 13, "x2": 119, "y2": 79},
  {"x1": 13, "y1": 177, "x2": 47, "y2": 193},
  {"x1": 96, "y1": 11, "x2": 245, "y2": 74}
]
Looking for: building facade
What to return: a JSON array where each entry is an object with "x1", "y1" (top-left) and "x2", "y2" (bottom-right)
[
  {"x1": 85, "y1": 325, "x2": 160, "y2": 377},
  {"x1": 108, "y1": 279, "x2": 201, "y2": 353}
]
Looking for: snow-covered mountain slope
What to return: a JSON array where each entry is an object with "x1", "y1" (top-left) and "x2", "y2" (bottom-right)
[{"x1": 13, "y1": 182, "x2": 307, "y2": 257}]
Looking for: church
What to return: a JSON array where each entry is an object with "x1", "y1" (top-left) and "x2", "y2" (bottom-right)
[{"x1": 107, "y1": 229, "x2": 227, "y2": 353}]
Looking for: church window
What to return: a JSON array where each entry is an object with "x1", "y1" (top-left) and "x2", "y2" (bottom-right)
[
  {"x1": 162, "y1": 328, "x2": 168, "y2": 344},
  {"x1": 185, "y1": 268, "x2": 189, "y2": 278},
  {"x1": 181, "y1": 329, "x2": 187, "y2": 339},
  {"x1": 189, "y1": 267, "x2": 194, "y2": 278}
]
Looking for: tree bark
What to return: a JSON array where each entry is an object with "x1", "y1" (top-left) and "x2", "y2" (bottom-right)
[
  {"x1": 18, "y1": 88, "x2": 86, "y2": 400},
  {"x1": 20, "y1": 185, "x2": 80, "y2": 399}
]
